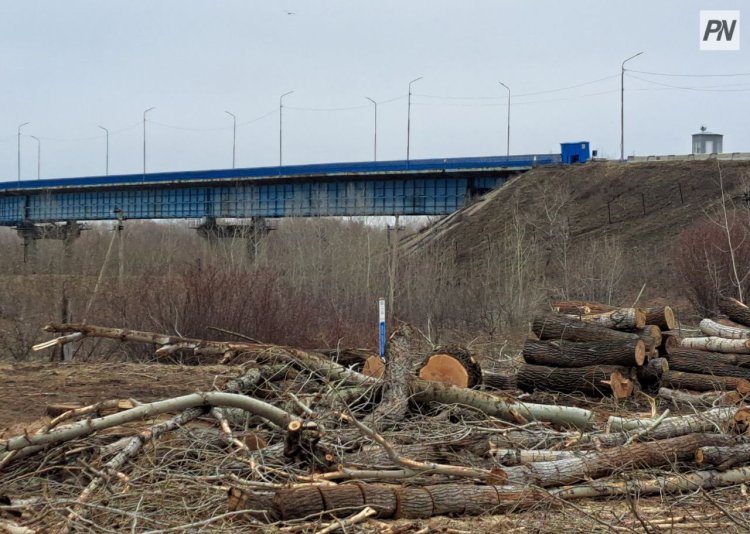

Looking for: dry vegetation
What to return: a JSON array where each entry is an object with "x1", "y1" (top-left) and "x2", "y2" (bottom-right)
[{"x1": 4, "y1": 160, "x2": 750, "y2": 532}]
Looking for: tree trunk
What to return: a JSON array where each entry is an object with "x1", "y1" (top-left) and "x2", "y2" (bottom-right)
[
  {"x1": 634, "y1": 325, "x2": 662, "y2": 353},
  {"x1": 699, "y1": 318, "x2": 750, "y2": 339},
  {"x1": 643, "y1": 306, "x2": 677, "y2": 330},
  {"x1": 658, "y1": 387, "x2": 741, "y2": 408},
  {"x1": 663, "y1": 370, "x2": 750, "y2": 394},
  {"x1": 532, "y1": 314, "x2": 640, "y2": 343},
  {"x1": 522, "y1": 339, "x2": 646, "y2": 368},
  {"x1": 515, "y1": 363, "x2": 635, "y2": 398},
  {"x1": 481, "y1": 372, "x2": 517, "y2": 391},
  {"x1": 602, "y1": 406, "x2": 741, "y2": 442},
  {"x1": 496, "y1": 433, "x2": 739, "y2": 488},
  {"x1": 665, "y1": 351, "x2": 750, "y2": 379},
  {"x1": 695, "y1": 444, "x2": 750, "y2": 469},
  {"x1": 552, "y1": 301, "x2": 615, "y2": 314},
  {"x1": 418, "y1": 345, "x2": 482, "y2": 388},
  {"x1": 564, "y1": 308, "x2": 646, "y2": 330},
  {"x1": 719, "y1": 297, "x2": 750, "y2": 327},
  {"x1": 659, "y1": 332, "x2": 683, "y2": 356},
  {"x1": 666, "y1": 347, "x2": 750, "y2": 368},
  {"x1": 681, "y1": 336, "x2": 750, "y2": 354}
]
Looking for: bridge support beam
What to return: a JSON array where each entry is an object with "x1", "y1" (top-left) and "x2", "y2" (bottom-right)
[
  {"x1": 196, "y1": 217, "x2": 273, "y2": 258},
  {"x1": 16, "y1": 221, "x2": 83, "y2": 264}
]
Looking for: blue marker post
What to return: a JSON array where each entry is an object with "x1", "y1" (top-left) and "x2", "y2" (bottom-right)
[{"x1": 378, "y1": 297, "x2": 386, "y2": 361}]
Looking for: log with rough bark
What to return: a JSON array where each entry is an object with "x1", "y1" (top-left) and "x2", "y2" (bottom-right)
[
  {"x1": 532, "y1": 314, "x2": 641, "y2": 343},
  {"x1": 719, "y1": 297, "x2": 750, "y2": 327},
  {"x1": 658, "y1": 387, "x2": 742, "y2": 408},
  {"x1": 601, "y1": 406, "x2": 742, "y2": 442},
  {"x1": 643, "y1": 306, "x2": 677, "y2": 330},
  {"x1": 659, "y1": 332, "x2": 683, "y2": 356},
  {"x1": 695, "y1": 444, "x2": 750, "y2": 469},
  {"x1": 417, "y1": 345, "x2": 482, "y2": 388},
  {"x1": 515, "y1": 363, "x2": 635, "y2": 399},
  {"x1": 700, "y1": 318, "x2": 750, "y2": 339},
  {"x1": 481, "y1": 372, "x2": 517, "y2": 391},
  {"x1": 667, "y1": 347, "x2": 750, "y2": 368},
  {"x1": 229, "y1": 482, "x2": 544, "y2": 521},
  {"x1": 681, "y1": 336, "x2": 750, "y2": 354},
  {"x1": 522, "y1": 339, "x2": 646, "y2": 368},
  {"x1": 663, "y1": 370, "x2": 750, "y2": 394},
  {"x1": 635, "y1": 325, "x2": 662, "y2": 354},
  {"x1": 552, "y1": 301, "x2": 615, "y2": 314},
  {"x1": 565, "y1": 308, "x2": 646, "y2": 330},
  {"x1": 495, "y1": 433, "x2": 739, "y2": 487},
  {"x1": 665, "y1": 351, "x2": 750, "y2": 379}
]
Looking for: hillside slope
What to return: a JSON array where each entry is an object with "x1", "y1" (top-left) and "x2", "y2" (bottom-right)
[{"x1": 403, "y1": 160, "x2": 750, "y2": 307}]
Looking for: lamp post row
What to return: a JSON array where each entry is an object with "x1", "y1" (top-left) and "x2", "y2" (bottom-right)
[{"x1": 15, "y1": 62, "x2": 649, "y2": 178}]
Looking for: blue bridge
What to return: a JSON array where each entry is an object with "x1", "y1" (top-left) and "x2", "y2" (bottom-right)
[{"x1": 0, "y1": 153, "x2": 573, "y2": 227}]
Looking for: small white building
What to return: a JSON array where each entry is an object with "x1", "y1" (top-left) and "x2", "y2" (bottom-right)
[{"x1": 692, "y1": 126, "x2": 723, "y2": 154}]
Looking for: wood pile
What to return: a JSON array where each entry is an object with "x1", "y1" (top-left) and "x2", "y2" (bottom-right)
[{"x1": 3, "y1": 317, "x2": 750, "y2": 531}]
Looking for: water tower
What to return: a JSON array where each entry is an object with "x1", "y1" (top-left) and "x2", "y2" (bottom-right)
[{"x1": 692, "y1": 126, "x2": 723, "y2": 154}]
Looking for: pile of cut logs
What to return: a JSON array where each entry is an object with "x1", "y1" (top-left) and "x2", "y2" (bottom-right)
[
  {"x1": 5, "y1": 313, "x2": 750, "y2": 531},
  {"x1": 482, "y1": 301, "x2": 677, "y2": 400}
]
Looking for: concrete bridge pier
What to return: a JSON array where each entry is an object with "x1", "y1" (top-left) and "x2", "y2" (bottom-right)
[
  {"x1": 16, "y1": 220, "x2": 83, "y2": 265},
  {"x1": 196, "y1": 217, "x2": 273, "y2": 259}
]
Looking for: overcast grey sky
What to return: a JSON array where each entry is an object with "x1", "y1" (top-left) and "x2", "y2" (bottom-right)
[{"x1": 0, "y1": 0, "x2": 747, "y2": 180}]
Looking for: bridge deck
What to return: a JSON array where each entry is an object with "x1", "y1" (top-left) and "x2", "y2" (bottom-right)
[{"x1": 0, "y1": 154, "x2": 560, "y2": 225}]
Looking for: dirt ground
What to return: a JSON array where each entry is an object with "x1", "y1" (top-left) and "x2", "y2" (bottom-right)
[{"x1": 0, "y1": 360, "x2": 232, "y2": 438}]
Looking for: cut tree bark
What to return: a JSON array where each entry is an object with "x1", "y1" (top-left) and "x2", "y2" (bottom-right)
[
  {"x1": 532, "y1": 314, "x2": 640, "y2": 343},
  {"x1": 643, "y1": 306, "x2": 677, "y2": 330},
  {"x1": 522, "y1": 339, "x2": 646, "y2": 368},
  {"x1": 719, "y1": 297, "x2": 750, "y2": 327},
  {"x1": 665, "y1": 351, "x2": 750, "y2": 379},
  {"x1": 565, "y1": 308, "x2": 646, "y2": 330},
  {"x1": 681, "y1": 336, "x2": 750, "y2": 354},
  {"x1": 695, "y1": 444, "x2": 750, "y2": 469},
  {"x1": 659, "y1": 332, "x2": 683, "y2": 356},
  {"x1": 481, "y1": 372, "x2": 517, "y2": 391},
  {"x1": 552, "y1": 301, "x2": 615, "y2": 314},
  {"x1": 635, "y1": 325, "x2": 662, "y2": 353},
  {"x1": 662, "y1": 370, "x2": 750, "y2": 394},
  {"x1": 418, "y1": 345, "x2": 482, "y2": 388},
  {"x1": 700, "y1": 318, "x2": 750, "y2": 339},
  {"x1": 515, "y1": 363, "x2": 635, "y2": 398},
  {"x1": 496, "y1": 433, "x2": 739, "y2": 487}
]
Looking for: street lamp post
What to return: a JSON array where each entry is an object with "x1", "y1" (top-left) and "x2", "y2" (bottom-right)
[
  {"x1": 98, "y1": 125, "x2": 109, "y2": 175},
  {"x1": 499, "y1": 81, "x2": 511, "y2": 156},
  {"x1": 406, "y1": 76, "x2": 423, "y2": 161},
  {"x1": 365, "y1": 97, "x2": 377, "y2": 161},
  {"x1": 621, "y1": 51, "x2": 644, "y2": 161},
  {"x1": 279, "y1": 91, "x2": 293, "y2": 166},
  {"x1": 225, "y1": 111, "x2": 236, "y2": 168},
  {"x1": 143, "y1": 107, "x2": 155, "y2": 177},
  {"x1": 17, "y1": 122, "x2": 29, "y2": 182},
  {"x1": 30, "y1": 135, "x2": 40, "y2": 180}
]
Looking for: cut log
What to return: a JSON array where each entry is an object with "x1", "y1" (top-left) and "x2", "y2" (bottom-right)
[
  {"x1": 662, "y1": 370, "x2": 750, "y2": 394},
  {"x1": 496, "y1": 433, "x2": 739, "y2": 488},
  {"x1": 635, "y1": 357, "x2": 668, "y2": 391},
  {"x1": 566, "y1": 308, "x2": 646, "y2": 330},
  {"x1": 552, "y1": 301, "x2": 615, "y2": 314},
  {"x1": 362, "y1": 355, "x2": 385, "y2": 379},
  {"x1": 522, "y1": 339, "x2": 646, "y2": 368},
  {"x1": 658, "y1": 332, "x2": 683, "y2": 356},
  {"x1": 681, "y1": 336, "x2": 750, "y2": 354},
  {"x1": 665, "y1": 351, "x2": 750, "y2": 379},
  {"x1": 657, "y1": 387, "x2": 742, "y2": 408},
  {"x1": 481, "y1": 372, "x2": 517, "y2": 391},
  {"x1": 643, "y1": 306, "x2": 677, "y2": 330},
  {"x1": 695, "y1": 443, "x2": 750, "y2": 469},
  {"x1": 700, "y1": 318, "x2": 750, "y2": 339},
  {"x1": 532, "y1": 314, "x2": 640, "y2": 343},
  {"x1": 418, "y1": 345, "x2": 482, "y2": 388},
  {"x1": 666, "y1": 347, "x2": 750, "y2": 368},
  {"x1": 635, "y1": 325, "x2": 662, "y2": 353},
  {"x1": 515, "y1": 363, "x2": 635, "y2": 398},
  {"x1": 719, "y1": 297, "x2": 750, "y2": 327}
]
